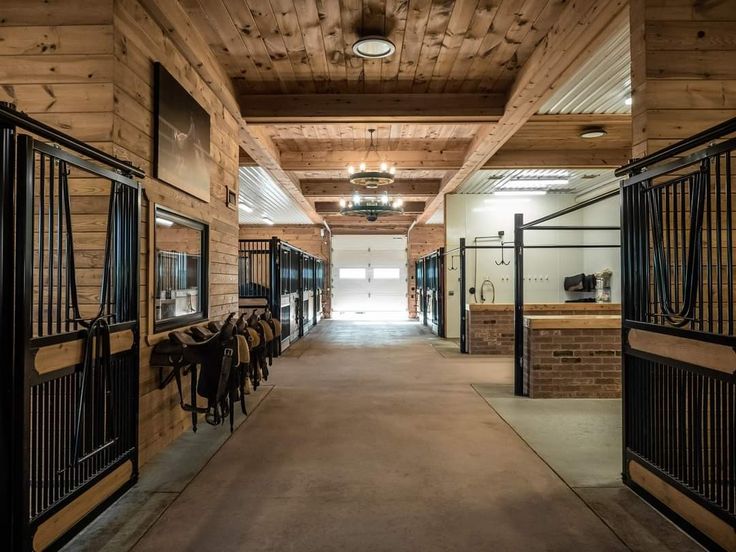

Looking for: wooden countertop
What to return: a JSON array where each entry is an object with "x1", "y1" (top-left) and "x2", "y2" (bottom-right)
[
  {"x1": 467, "y1": 302, "x2": 620, "y2": 312},
  {"x1": 524, "y1": 314, "x2": 621, "y2": 330}
]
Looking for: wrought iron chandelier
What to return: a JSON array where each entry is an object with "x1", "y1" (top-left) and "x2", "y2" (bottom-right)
[
  {"x1": 339, "y1": 191, "x2": 404, "y2": 222},
  {"x1": 347, "y1": 129, "x2": 396, "y2": 188}
]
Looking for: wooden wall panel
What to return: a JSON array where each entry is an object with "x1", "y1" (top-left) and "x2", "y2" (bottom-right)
[
  {"x1": 630, "y1": 1, "x2": 736, "y2": 156},
  {"x1": 1, "y1": 0, "x2": 241, "y2": 468},
  {"x1": 111, "y1": 0, "x2": 240, "y2": 466},
  {"x1": 407, "y1": 224, "x2": 445, "y2": 318}
]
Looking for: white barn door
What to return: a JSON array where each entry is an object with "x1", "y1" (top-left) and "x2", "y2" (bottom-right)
[{"x1": 331, "y1": 235, "x2": 407, "y2": 318}]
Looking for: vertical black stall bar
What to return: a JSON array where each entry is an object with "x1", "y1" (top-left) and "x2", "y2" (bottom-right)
[
  {"x1": 421, "y1": 258, "x2": 427, "y2": 326},
  {"x1": 0, "y1": 109, "x2": 15, "y2": 551},
  {"x1": 130, "y1": 182, "x2": 141, "y2": 479},
  {"x1": 270, "y1": 237, "x2": 281, "y2": 355},
  {"x1": 619, "y1": 178, "x2": 629, "y2": 477},
  {"x1": 12, "y1": 135, "x2": 34, "y2": 550},
  {"x1": 513, "y1": 213, "x2": 524, "y2": 396},
  {"x1": 437, "y1": 247, "x2": 445, "y2": 338},
  {"x1": 459, "y1": 238, "x2": 466, "y2": 353}
]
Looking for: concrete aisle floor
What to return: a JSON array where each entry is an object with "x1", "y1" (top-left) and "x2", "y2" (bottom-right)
[{"x1": 133, "y1": 320, "x2": 632, "y2": 552}]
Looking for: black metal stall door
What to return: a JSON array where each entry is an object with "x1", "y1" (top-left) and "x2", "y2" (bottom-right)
[
  {"x1": 3, "y1": 118, "x2": 141, "y2": 551},
  {"x1": 618, "y1": 120, "x2": 735, "y2": 551}
]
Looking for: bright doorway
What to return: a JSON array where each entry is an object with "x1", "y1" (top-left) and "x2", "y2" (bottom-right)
[{"x1": 331, "y1": 235, "x2": 408, "y2": 319}]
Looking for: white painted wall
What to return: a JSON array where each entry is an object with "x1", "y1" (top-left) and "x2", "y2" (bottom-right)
[
  {"x1": 582, "y1": 195, "x2": 621, "y2": 303},
  {"x1": 444, "y1": 193, "x2": 621, "y2": 338}
]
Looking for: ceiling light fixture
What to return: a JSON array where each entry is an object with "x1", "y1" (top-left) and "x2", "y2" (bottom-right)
[
  {"x1": 238, "y1": 203, "x2": 254, "y2": 213},
  {"x1": 339, "y1": 191, "x2": 404, "y2": 222},
  {"x1": 580, "y1": 127, "x2": 607, "y2": 139},
  {"x1": 347, "y1": 128, "x2": 396, "y2": 188},
  {"x1": 352, "y1": 36, "x2": 396, "y2": 59},
  {"x1": 494, "y1": 190, "x2": 548, "y2": 196},
  {"x1": 624, "y1": 97, "x2": 633, "y2": 106},
  {"x1": 506, "y1": 179, "x2": 569, "y2": 187},
  {"x1": 261, "y1": 215, "x2": 274, "y2": 226}
]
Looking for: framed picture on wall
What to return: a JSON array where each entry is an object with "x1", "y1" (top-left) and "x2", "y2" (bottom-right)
[
  {"x1": 153, "y1": 62, "x2": 211, "y2": 202},
  {"x1": 226, "y1": 186, "x2": 238, "y2": 210}
]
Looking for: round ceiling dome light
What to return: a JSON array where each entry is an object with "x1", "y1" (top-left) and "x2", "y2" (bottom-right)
[
  {"x1": 352, "y1": 36, "x2": 396, "y2": 59},
  {"x1": 580, "y1": 127, "x2": 607, "y2": 139}
]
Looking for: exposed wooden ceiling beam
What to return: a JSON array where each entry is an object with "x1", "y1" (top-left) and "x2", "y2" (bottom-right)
[
  {"x1": 301, "y1": 179, "x2": 441, "y2": 199},
  {"x1": 138, "y1": 0, "x2": 323, "y2": 226},
  {"x1": 239, "y1": 147, "x2": 257, "y2": 166},
  {"x1": 281, "y1": 150, "x2": 466, "y2": 170},
  {"x1": 239, "y1": 125, "x2": 323, "y2": 224},
  {"x1": 315, "y1": 201, "x2": 426, "y2": 214},
  {"x1": 240, "y1": 94, "x2": 505, "y2": 123},
  {"x1": 418, "y1": 2, "x2": 628, "y2": 223},
  {"x1": 484, "y1": 149, "x2": 631, "y2": 169},
  {"x1": 283, "y1": 148, "x2": 628, "y2": 171},
  {"x1": 138, "y1": 0, "x2": 240, "y2": 119}
]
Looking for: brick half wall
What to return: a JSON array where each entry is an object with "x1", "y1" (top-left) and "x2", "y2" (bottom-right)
[
  {"x1": 523, "y1": 325, "x2": 621, "y2": 398},
  {"x1": 467, "y1": 303, "x2": 621, "y2": 355}
]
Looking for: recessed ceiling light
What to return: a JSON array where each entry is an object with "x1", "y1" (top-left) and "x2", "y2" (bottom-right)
[
  {"x1": 624, "y1": 97, "x2": 633, "y2": 106},
  {"x1": 494, "y1": 190, "x2": 547, "y2": 196},
  {"x1": 352, "y1": 36, "x2": 396, "y2": 59},
  {"x1": 580, "y1": 127, "x2": 607, "y2": 139},
  {"x1": 506, "y1": 179, "x2": 569, "y2": 187}
]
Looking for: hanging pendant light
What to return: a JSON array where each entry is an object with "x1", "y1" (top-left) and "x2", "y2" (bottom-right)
[
  {"x1": 339, "y1": 190, "x2": 404, "y2": 222},
  {"x1": 347, "y1": 129, "x2": 396, "y2": 189}
]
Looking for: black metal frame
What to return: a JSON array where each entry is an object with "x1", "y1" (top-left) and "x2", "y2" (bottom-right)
[
  {"x1": 617, "y1": 117, "x2": 736, "y2": 549},
  {"x1": 512, "y1": 189, "x2": 621, "y2": 395},
  {"x1": 238, "y1": 237, "x2": 324, "y2": 351},
  {"x1": 455, "y1": 239, "x2": 515, "y2": 353},
  {"x1": 152, "y1": 206, "x2": 209, "y2": 333},
  {"x1": 0, "y1": 103, "x2": 142, "y2": 551},
  {"x1": 417, "y1": 248, "x2": 445, "y2": 337}
]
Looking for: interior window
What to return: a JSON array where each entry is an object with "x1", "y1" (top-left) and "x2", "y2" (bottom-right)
[
  {"x1": 154, "y1": 207, "x2": 208, "y2": 332},
  {"x1": 339, "y1": 268, "x2": 366, "y2": 279},
  {"x1": 373, "y1": 268, "x2": 400, "y2": 279}
]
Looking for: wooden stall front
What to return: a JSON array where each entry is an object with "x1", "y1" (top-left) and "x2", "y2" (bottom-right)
[
  {"x1": 466, "y1": 303, "x2": 621, "y2": 355},
  {"x1": 522, "y1": 315, "x2": 621, "y2": 398}
]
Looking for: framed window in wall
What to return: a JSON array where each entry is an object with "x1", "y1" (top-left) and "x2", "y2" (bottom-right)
[{"x1": 153, "y1": 206, "x2": 209, "y2": 332}]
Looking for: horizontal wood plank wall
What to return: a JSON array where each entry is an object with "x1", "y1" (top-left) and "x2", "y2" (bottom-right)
[
  {"x1": 112, "y1": 0, "x2": 240, "y2": 467},
  {"x1": 407, "y1": 224, "x2": 445, "y2": 318},
  {"x1": 0, "y1": 5, "x2": 117, "y2": 333},
  {"x1": 1, "y1": 0, "x2": 240, "y2": 470},
  {"x1": 238, "y1": 225, "x2": 331, "y2": 316},
  {"x1": 630, "y1": 0, "x2": 736, "y2": 157}
]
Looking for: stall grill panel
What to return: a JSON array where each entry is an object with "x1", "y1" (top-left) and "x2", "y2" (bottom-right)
[
  {"x1": 238, "y1": 237, "x2": 323, "y2": 350},
  {"x1": 417, "y1": 249, "x2": 445, "y2": 336},
  {"x1": 618, "y1": 117, "x2": 736, "y2": 550},
  {"x1": 1, "y1": 104, "x2": 141, "y2": 551}
]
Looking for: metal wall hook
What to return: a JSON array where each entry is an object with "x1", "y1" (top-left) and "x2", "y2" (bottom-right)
[
  {"x1": 495, "y1": 240, "x2": 511, "y2": 266},
  {"x1": 448, "y1": 254, "x2": 459, "y2": 271}
]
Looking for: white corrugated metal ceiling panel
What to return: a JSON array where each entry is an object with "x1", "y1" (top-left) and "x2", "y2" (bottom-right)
[
  {"x1": 457, "y1": 169, "x2": 618, "y2": 196},
  {"x1": 237, "y1": 167, "x2": 312, "y2": 225},
  {"x1": 539, "y1": 22, "x2": 631, "y2": 115}
]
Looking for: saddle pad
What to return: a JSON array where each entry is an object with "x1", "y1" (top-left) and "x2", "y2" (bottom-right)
[
  {"x1": 247, "y1": 327, "x2": 260, "y2": 348},
  {"x1": 258, "y1": 320, "x2": 274, "y2": 342},
  {"x1": 271, "y1": 319, "x2": 282, "y2": 337},
  {"x1": 236, "y1": 334, "x2": 250, "y2": 364}
]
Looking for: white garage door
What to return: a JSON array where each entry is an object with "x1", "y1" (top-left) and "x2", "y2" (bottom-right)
[{"x1": 332, "y1": 235, "x2": 407, "y2": 318}]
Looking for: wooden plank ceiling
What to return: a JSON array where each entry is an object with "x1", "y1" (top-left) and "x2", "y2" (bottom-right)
[{"x1": 184, "y1": 0, "x2": 631, "y2": 232}]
